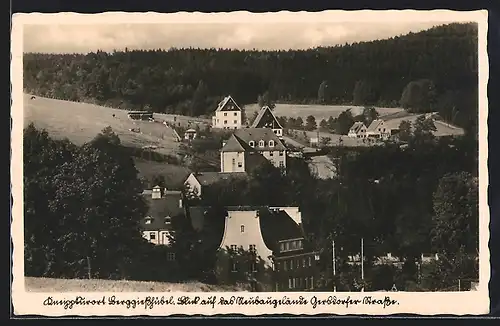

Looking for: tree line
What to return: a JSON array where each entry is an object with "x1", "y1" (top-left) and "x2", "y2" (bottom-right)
[{"x1": 23, "y1": 23, "x2": 478, "y2": 135}]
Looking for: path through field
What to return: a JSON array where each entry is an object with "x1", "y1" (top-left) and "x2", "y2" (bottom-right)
[{"x1": 283, "y1": 136, "x2": 336, "y2": 179}]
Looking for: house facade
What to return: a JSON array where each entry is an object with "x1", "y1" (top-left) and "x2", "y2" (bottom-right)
[
  {"x1": 140, "y1": 186, "x2": 185, "y2": 249},
  {"x1": 186, "y1": 205, "x2": 319, "y2": 291},
  {"x1": 251, "y1": 106, "x2": 284, "y2": 138},
  {"x1": 348, "y1": 121, "x2": 367, "y2": 138},
  {"x1": 366, "y1": 119, "x2": 391, "y2": 140},
  {"x1": 212, "y1": 95, "x2": 243, "y2": 130},
  {"x1": 220, "y1": 128, "x2": 287, "y2": 173}
]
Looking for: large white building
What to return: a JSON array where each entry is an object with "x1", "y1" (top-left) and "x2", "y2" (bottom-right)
[
  {"x1": 220, "y1": 128, "x2": 287, "y2": 173},
  {"x1": 212, "y1": 95, "x2": 243, "y2": 130}
]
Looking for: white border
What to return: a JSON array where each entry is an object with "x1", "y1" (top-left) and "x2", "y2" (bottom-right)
[{"x1": 11, "y1": 10, "x2": 490, "y2": 316}]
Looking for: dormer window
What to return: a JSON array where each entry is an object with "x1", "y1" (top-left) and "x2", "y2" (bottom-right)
[
  {"x1": 259, "y1": 140, "x2": 265, "y2": 147},
  {"x1": 145, "y1": 217, "x2": 153, "y2": 224},
  {"x1": 165, "y1": 216, "x2": 171, "y2": 224},
  {"x1": 249, "y1": 141, "x2": 255, "y2": 147},
  {"x1": 269, "y1": 140, "x2": 274, "y2": 147}
]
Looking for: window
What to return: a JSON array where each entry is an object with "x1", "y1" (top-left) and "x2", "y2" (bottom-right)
[
  {"x1": 259, "y1": 140, "x2": 265, "y2": 147},
  {"x1": 249, "y1": 244, "x2": 256, "y2": 252},
  {"x1": 250, "y1": 262, "x2": 257, "y2": 272},
  {"x1": 233, "y1": 120, "x2": 237, "y2": 124},
  {"x1": 279, "y1": 161, "x2": 285, "y2": 168},
  {"x1": 224, "y1": 120, "x2": 228, "y2": 124},
  {"x1": 232, "y1": 158, "x2": 235, "y2": 164},
  {"x1": 269, "y1": 151, "x2": 274, "y2": 156},
  {"x1": 145, "y1": 217, "x2": 152, "y2": 224},
  {"x1": 165, "y1": 216, "x2": 171, "y2": 224},
  {"x1": 224, "y1": 112, "x2": 227, "y2": 116},
  {"x1": 249, "y1": 141, "x2": 255, "y2": 147},
  {"x1": 231, "y1": 260, "x2": 238, "y2": 272},
  {"x1": 150, "y1": 232, "x2": 156, "y2": 240},
  {"x1": 290, "y1": 259, "x2": 294, "y2": 270},
  {"x1": 276, "y1": 262, "x2": 280, "y2": 271},
  {"x1": 305, "y1": 277, "x2": 309, "y2": 289},
  {"x1": 240, "y1": 225, "x2": 245, "y2": 233},
  {"x1": 308, "y1": 256, "x2": 312, "y2": 267},
  {"x1": 302, "y1": 258, "x2": 306, "y2": 267},
  {"x1": 234, "y1": 112, "x2": 238, "y2": 116},
  {"x1": 230, "y1": 245, "x2": 238, "y2": 252},
  {"x1": 309, "y1": 276, "x2": 314, "y2": 289},
  {"x1": 237, "y1": 162, "x2": 242, "y2": 168},
  {"x1": 283, "y1": 260, "x2": 288, "y2": 271},
  {"x1": 279, "y1": 151, "x2": 284, "y2": 156},
  {"x1": 167, "y1": 252, "x2": 176, "y2": 261},
  {"x1": 269, "y1": 140, "x2": 274, "y2": 147},
  {"x1": 280, "y1": 243, "x2": 285, "y2": 252},
  {"x1": 288, "y1": 277, "x2": 294, "y2": 289}
]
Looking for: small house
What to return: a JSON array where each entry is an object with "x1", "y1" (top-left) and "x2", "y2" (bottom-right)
[{"x1": 348, "y1": 122, "x2": 367, "y2": 138}]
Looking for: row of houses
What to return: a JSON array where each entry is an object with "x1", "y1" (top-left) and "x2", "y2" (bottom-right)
[{"x1": 347, "y1": 119, "x2": 395, "y2": 140}]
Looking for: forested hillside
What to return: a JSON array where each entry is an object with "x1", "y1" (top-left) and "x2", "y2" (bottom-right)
[{"x1": 23, "y1": 23, "x2": 478, "y2": 134}]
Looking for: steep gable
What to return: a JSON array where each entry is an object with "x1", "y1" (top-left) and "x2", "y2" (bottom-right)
[
  {"x1": 366, "y1": 119, "x2": 385, "y2": 133},
  {"x1": 216, "y1": 95, "x2": 242, "y2": 112},
  {"x1": 251, "y1": 106, "x2": 283, "y2": 129}
]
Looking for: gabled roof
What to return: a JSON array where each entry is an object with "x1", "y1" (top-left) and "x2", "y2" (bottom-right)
[
  {"x1": 190, "y1": 172, "x2": 248, "y2": 187},
  {"x1": 215, "y1": 95, "x2": 242, "y2": 112},
  {"x1": 366, "y1": 119, "x2": 385, "y2": 133},
  {"x1": 349, "y1": 121, "x2": 366, "y2": 134},
  {"x1": 220, "y1": 134, "x2": 255, "y2": 152},
  {"x1": 251, "y1": 106, "x2": 283, "y2": 129},
  {"x1": 231, "y1": 128, "x2": 287, "y2": 151},
  {"x1": 140, "y1": 191, "x2": 184, "y2": 231},
  {"x1": 188, "y1": 205, "x2": 310, "y2": 256}
]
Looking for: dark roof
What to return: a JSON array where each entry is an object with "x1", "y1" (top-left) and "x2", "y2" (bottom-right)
[
  {"x1": 140, "y1": 192, "x2": 184, "y2": 231},
  {"x1": 366, "y1": 119, "x2": 385, "y2": 132},
  {"x1": 215, "y1": 96, "x2": 241, "y2": 112},
  {"x1": 191, "y1": 172, "x2": 248, "y2": 187},
  {"x1": 251, "y1": 106, "x2": 283, "y2": 129},
  {"x1": 259, "y1": 208, "x2": 304, "y2": 253},
  {"x1": 187, "y1": 205, "x2": 308, "y2": 256},
  {"x1": 220, "y1": 134, "x2": 254, "y2": 152},
  {"x1": 235, "y1": 128, "x2": 287, "y2": 151}
]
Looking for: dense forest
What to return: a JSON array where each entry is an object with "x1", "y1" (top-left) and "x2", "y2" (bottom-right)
[{"x1": 23, "y1": 23, "x2": 479, "y2": 134}]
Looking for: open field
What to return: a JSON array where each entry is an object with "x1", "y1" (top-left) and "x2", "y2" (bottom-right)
[
  {"x1": 134, "y1": 158, "x2": 191, "y2": 189},
  {"x1": 244, "y1": 103, "x2": 404, "y2": 122},
  {"x1": 25, "y1": 277, "x2": 246, "y2": 292},
  {"x1": 23, "y1": 94, "x2": 182, "y2": 157}
]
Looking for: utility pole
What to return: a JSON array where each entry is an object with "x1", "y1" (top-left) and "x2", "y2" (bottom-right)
[
  {"x1": 458, "y1": 279, "x2": 461, "y2": 292},
  {"x1": 332, "y1": 238, "x2": 336, "y2": 292},
  {"x1": 361, "y1": 238, "x2": 364, "y2": 291}
]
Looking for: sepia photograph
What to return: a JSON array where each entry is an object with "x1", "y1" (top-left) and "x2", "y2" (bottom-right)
[{"x1": 11, "y1": 10, "x2": 489, "y2": 316}]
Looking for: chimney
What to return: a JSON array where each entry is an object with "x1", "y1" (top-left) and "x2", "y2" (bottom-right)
[{"x1": 152, "y1": 186, "x2": 162, "y2": 199}]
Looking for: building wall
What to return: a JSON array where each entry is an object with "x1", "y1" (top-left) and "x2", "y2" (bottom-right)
[
  {"x1": 142, "y1": 230, "x2": 173, "y2": 245},
  {"x1": 213, "y1": 111, "x2": 242, "y2": 129},
  {"x1": 274, "y1": 252, "x2": 319, "y2": 291},
  {"x1": 184, "y1": 174, "x2": 202, "y2": 198},
  {"x1": 219, "y1": 210, "x2": 273, "y2": 267},
  {"x1": 261, "y1": 150, "x2": 287, "y2": 169},
  {"x1": 221, "y1": 151, "x2": 245, "y2": 173}
]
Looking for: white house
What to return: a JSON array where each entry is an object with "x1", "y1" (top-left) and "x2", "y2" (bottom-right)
[
  {"x1": 140, "y1": 186, "x2": 184, "y2": 250},
  {"x1": 220, "y1": 128, "x2": 287, "y2": 173},
  {"x1": 348, "y1": 121, "x2": 367, "y2": 138},
  {"x1": 250, "y1": 106, "x2": 284, "y2": 138},
  {"x1": 212, "y1": 95, "x2": 243, "y2": 130},
  {"x1": 366, "y1": 119, "x2": 391, "y2": 140}
]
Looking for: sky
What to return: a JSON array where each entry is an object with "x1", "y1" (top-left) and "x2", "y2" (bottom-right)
[{"x1": 23, "y1": 18, "x2": 448, "y2": 53}]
